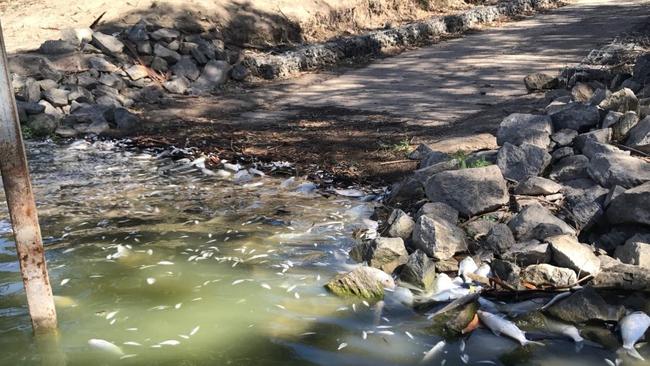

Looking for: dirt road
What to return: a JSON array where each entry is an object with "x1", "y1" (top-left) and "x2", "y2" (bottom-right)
[{"x1": 136, "y1": 0, "x2": 650, "y2": 184}]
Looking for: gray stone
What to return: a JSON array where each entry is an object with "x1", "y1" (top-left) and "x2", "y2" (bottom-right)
[
  {"x1": 550, "y1": 129, "x2": 578, "y2": 147},
  {"x1": 521, "y1": 263, "x2": 577, "y2": 287},
  {"x1": 151, "y1": 28, "x2": 180, "y2": 42},
  {"x1": 588, "y1": 151, "x2": 650, "y2": 188},
  {"x1": 484, "y1": 223, "x2": 515, "y2": 254},
  {"x1": 98, "y1": 73, "x2": 126, "y2": 90},
  {"x1": 550, "y1": 103, "x2": 600, "y2": 132},
  {"x1": 398, "y1": 250, "x2": 436, "y2": 291},
  {"x1": 86, "y1": 120, "x2": 110, "y2": 134},
  {"x1": 230, "y1": 63, "x2": 250, "y2": 81},
  {"x1": 615, "y1": 234, "x2": 650, "y2": 268},
  {"x1": 501, "y1": 240, "x2": 551, "y2": 266},
  {"x1": 41, "y1": 88, "x2": 70, "y2": 107},
  {"x1": 193, "y1": 60, "x2": 231, "y2": 91},
  {"x1": 545, "y1": 100, "x2": 568, "y2": 115},
  {"x1": 154, "y1": 43, "x2": 181, "y2": 63},
  {"x1": 61, "y1": 27, "x2": 93, "y2": 45},
  {"x1": 634, "y1": 54, "x2": 650, "y2": 84},
  {"x1": 497, "y1": 143, "x2": 551, "y2": 182},
  {"x1": 412, "y1": 215, "x2": 467, "y2": 260},
  {"x1": 38, "y1": 100, "x2": 62, "y2": 117},
  {"x1": 163, "y1": 76, "x2": 190, "y2": 94},
  {"x1": 91, "y1": 32, "x2": 124, "y2": 55},
  {"x1": 515, "y1": 177, "x2": 562, "y2": 196},
  {"x1": 524, "y1": 72, "x2": 558, "y2": 91},
  {"x1": 574, "y1": 129, "x2": 611, "y2": 152},
  {"x1": 496, "y1": 113, "x2": 553, "y2": 148},
  {"x1": 16, "y1": 101, "x2": 45, "y2": 115},
  {"x1": 325, "y1": 266, "x2": 395, "y2": 299},
  {"x1": 590, "y1": 88, "x2": 611, "y2": 106},
  {"x1": 137, "y1": 41, "x2": 153, "y2": 55},
  {"x1": 386, "y1": 209, "x2": 415, "y2": 240},
  {"x1": 366, "y1": 237, "x2": 408, "y2": 274},
  {"x1": 607, "y1": 182, "x2": 650, "y2": 226},
  {"x1": 37, "y1": 79, "x2": 58, "y2": 91},
  {"x1": 508, "y1": 204, "x2": 576, "y2": 240},
  {"x1": 521, "y1": 223, "x2": 570, "y2": 241},
  {"x1": 171, "y1": 56, "x2": 200, "y2": 81},
  {"x1": 551, "y1": 147, "x2": 574, "y2": 162},
  {"x1": 13, "y1": 76, "x2": 41, "y2": 102},
  {"x1": 407, "y1": 143, "x2": 436, "y2": 161},
  {"x1": 598, "y1": 87, "x2": 639, "y2": 114},
  {"x1": 150, "y1": 57, "x2": 168, "y2": 72},
  {"x1": 88, "y1": 56, "x2": 118, "y2": 72},
  {"x1": 421, "y1": 150, "x2": 452, "y2": 168},
  {"x1": 546, "y1": 287, "x2": 625, "y2": 323},
  {"x1": 54, "y1": 126, "x2": 79, "y2": 137},
  {"x1": 626, "y1": 116, "x2": 650, "y2": 153},
  {"x1": 425, "y1": 165, "x2": 509, "y2": 217},
  {"x1": 38, "y1": 39, "x2": 76, "y2": 54},
  {"x1": 491, "y1": 259, "x2": 521, "y2": 289},
  {"x1": 562, "y1": 183, "x2": 607, "y2": 231},
  {"x1": 621, "y1": 78, "x2": 642, "y2": 92},
  {"x1": 415, "y1": 202, "x2": 459, "y2": 224},
  {"x1": 603, "y1": 185, "x2": 625, "y2": 208},
  {"x1": 581, "y1": 140, "x2": 626, "y2": 160},
  {"x1": 125, "y1": 65, "x2": 149, "y2": 80},
  {"x1": 126, "y1": 21, "x2": 149, "y2": 42},
  {"x1": 67, "y1": 85, "x2": 93, "y2": 103},
  {"x1": 591, "y1": 262, "x2": 650, "y2": 291},
  {"x1": 601, "y1": 110, "x2": 623, "y2": 129},
  {"x1": 571, "y1": 82, "x2": 593, "y2": 102},
  {"x1": 27, "y1": 114, "x2": 58, "y2": 136},
  {"x1": 549, "y1": 155, "x2": 590, "y2": 181},
  {"x1": 113, "y1": 108, "x2": 139, "y2": 131},
  {"x1": 413, "y1": 159, "x2": 460, "y2": 185},
  {"x1": 387, "y1": 176, "x2": 424, "y2": 205},
  {"x1": 546, "y1": 234, "x2": 600, "y2": 276},
  {"x1": 612, "y1": 111, "x2": 639, "y2": 141}
]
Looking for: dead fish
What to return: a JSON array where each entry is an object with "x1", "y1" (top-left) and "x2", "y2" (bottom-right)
[
  {"x1": 421, "y1": 340, "x2": 445, "y2": 364},
  {"x1": 477, "y1": 310, "x2": 544, "y2": 346},
  {"x1": 474, "y1": 264, "x2": 491, "y2": 278},
  {"x1": 490, "y1": 298, "x2": 547, "y2": 318},
  {"x1": 53, "y1": 295, "x2": 78, "y2": 308},
  {"x1": 88, "y1": 339, "x2": 124, "y2": 356},
  {"x1": 619, "y1": 311, "x2": 650, "y2": 360},
  {"x1": 458, "y1": 257, "x2": 478, "y2": 282},
  {"x1": 543, "y1": 317, "x2": 583, "y2": 343}
]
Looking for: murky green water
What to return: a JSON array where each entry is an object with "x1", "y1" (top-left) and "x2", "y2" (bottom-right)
[{"x1": 0, "y1": 140, "x2": 641, "y2": 366}]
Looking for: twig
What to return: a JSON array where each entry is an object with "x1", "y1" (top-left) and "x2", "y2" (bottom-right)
[
  {"x1": 89, "y1": 11, "x2": 107, "y2": 30},
  {"x1": 615, "y1": 143, "x2": 650, "y2": 157},
  {"x1": 378, "y1": 159, "x2": 417, "y2": 165}
]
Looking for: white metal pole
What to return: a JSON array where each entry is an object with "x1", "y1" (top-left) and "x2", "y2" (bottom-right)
[{"x1": 0, "y1": 21, "x2": 58, "y2": 333}]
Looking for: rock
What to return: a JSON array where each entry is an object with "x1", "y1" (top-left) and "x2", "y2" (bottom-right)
[
  {"x1": 599, "y1": 87, "x2": 639, "y2": 114},
  {"x1": 562, "y1": 184, "x2": 607, "y2": 231},
  {"x1": 425, "y1": 165, "x2": 509, "y2": 217},
  {"x1": 230, "y1": 64, "x2": 250, "y2": 81},
  {"x1": 634, "y1": 54, "x2": 650, "y2": 83},
  {"x1": 413, "y1": 159, "x2": 460, "y2": 185},
  {"x1": 98, "y1": 73, "x2": 125, "y2": 90},
  {"x1": 88, "y1": 56, "x2": 118, "y2": 72},
  {"x1": 601, "y1": 110, "x2": 623, "y2": 129},
  {"x1": 501, "y1": 240, "x2": 551, "y2": 266},
  {"x1": 571, "y1": 82, "x2": 593, "y2": 102},
  {"x1": 125, "y1": 65, "x2": 149, "y2": 80},
  {"x1": 626, "y1": 116, "x2": 650, "y2": 153},
  {"x1": 551, "y1": 147, "x2": 574, "y2": 162},
  {"x1": 581, "y1": 140, "x2": 626, "y2": 160},
  {"x1": 16, "y1": 101, "x2": 45, "y2": 115},
  {"x1": 113, "y1": 108, "x2": 139, "y2": 131},
  {"x1": 545, "y1": 288, "x2": 625, "y2": 323},
  {"x1": 524, "y1": 72, "x2": 558, "y2": 91},
  {"x1": 521, "y1": 264, "x2": 577, "y2": 287},
  {"x1": 91, "y1": 32, "x2": 124, "y2": 55},
  {"x1": 150, "y1": 57, "x2": 168, "y2": 72},
  {"x1": 86, "y1": 120, "x2": 110, "y2": 134},
  {"x1": 615, "y1": 234, "x2": 650, "y2": 268},
  {"x1": 61, "y1": 27, "x2": 93, "y2": 45},
  {"x1": 611, "y1": 111, "x2": 639, "y2": 141},
  {"x1": 587, "y1": 150, "x2": 650, "y2": 188},
  {"x1": 607, "y1": 182, "x2": 650, "y2": 226},
  {"x1": 415, "y1": 202, "x2": 459, "y2": 224},
  {"x1": 496, "y1": 113, "x2": 553, "y2": 148},
  {"x1": 37, "y1": 79, "x2": 58, "y2": 91},
  {"x1": 412, "y1": 215, "x2": 467, "y2": 260},
  {"x1": 421, "y1": 150, "x2": 452, "y2": 168},
  {"x1": 366, "y1": 237, "x2": 408, "y2": 273},
  {"x1": 398, "y1": 250, "x2": 436, "y2": 291},
  {"x1": 325, "y1": 266, "x2": 395, "y2": 299},
  {"x1": 27, "y1": 114, "x2": 58, "y2": 136},
  {"x1": 591, "y1": 262, "x2": 650, "y2": 291},
  {"x1": 154, "y1": 43, "x2": 182, "y2": 63},
  {"x1": 151, "y1": 28, "x2": 180, "y2": 42},
  {"x1": 386, "y1": 209, "x2": 415, "y2": 240},
  {"x1": 193, "y1": 60, "x2": 231, "y2": 91},
  {"x1": 590, "y1": 88, "x2": 611, "y2": 106},
  {"x1": 465, "y1": 219, "x2": 497, "y2": 240},
  {"x1": 41, "y1": 88, "x2": 70, "y2": 107},
  {"x1": 170, "y1": 56, "x2": 200, "y2": 81},
  {"x1": 508, "y1": 204, "x2": 576, "y2": 240},
  {"x1": 491, "y1": 259, "x2": 521, "y2": 289},
  {"x1": 387, "y1": 176, "x2": 424, "y2": 205},
  {"x1": 163, "y1": 76, "x2": 190, "y2": 94},
  {"x1": 484, "y1": 223, "x2": 515, "y2": 254},
  {"x1": 497, "y1": 143, "x2": 551, "y2": 182},
  {"x1": 54, "y1": 126, "x2": 78, "y2": 137},
  {"x1": 38, "y1": 100, "x2": 62, "y2": 117},
  {"x1": 574, "y1": 129, "x2": 611, "y2": 152},
  {"x1": 126, "y1": 21, "x2": 149, "y2": 42},
  {"x1": 67, "y1": 85, "x2": 94, "y2": 103},
  {"x1": 545, "y1": 100, "x2": 568, "y2": 115},
  {"x1": 407, "y1": 143, "x2": 436, "y2": 160},
  {"x1": 550, "y1": 103, "x2": 600, "y2": 132},
  {"x1": 137, "y1": 41, "x2": 153, "y2": 55},
  {"x1": 603, "y1": 185, "x2": 625, "y2": 208},
  {"x1": 514, "y1": 177, "x2": 562, "y2": 196},
  {"x1": 546, "y1": 234, "x2": 600, "y2": 276},
  {"x1": 13, "y1": 76, "x2": 41, "y2": 103},
  {"x1": 38, "y1": 39, "x2": 76, "y2": 54},
  {"x1": 550, "y1": 129, "x2": 578, "y2": 147},
  {"x1": 435, "y1": 258, "x2": 459, "y2": 273}
]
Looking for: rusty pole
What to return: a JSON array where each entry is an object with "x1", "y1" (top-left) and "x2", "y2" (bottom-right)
[{"x1": 0, "y1": 21, "x2": 58, "y2": 333}]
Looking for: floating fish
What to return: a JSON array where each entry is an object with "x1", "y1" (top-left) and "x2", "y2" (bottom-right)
[
  {"x1": 337, "y1": 342, "x2": 348, "y2": 350},
  {"x1": 60, "y1": 278, "x2": 70, "y2": 286},
  {"x1": 88, "y1": 339, "x2": 124, "y2": 356},
  {"x1": 543, "y1": 317, "x2": 583, "y2": 343},
  {"x1": 619, "y1": 311, "x2": 650, "y2": 360},
  {"x1": 458, "y1": 257, "x2": 478, "y2": 282},
  {"x1": 158, "y1": 340, "x2": 180, "y2": 346},
  {"x1": 477, "y1": 310, "x2": 544, "y2": 346},
  {"x1": 421, "y1": 340, "x2": 445, "y2": 364}
]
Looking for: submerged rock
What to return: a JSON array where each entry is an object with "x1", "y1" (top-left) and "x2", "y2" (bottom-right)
[
  {"x1": 325, "y1": 266, "x2": 396, "y2": 299},
  {"x1": 545, "y1": 287, "x2": 625, "y2": 323}
]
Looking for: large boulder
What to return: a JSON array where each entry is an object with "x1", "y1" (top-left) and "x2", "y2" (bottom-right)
[
  {"x1": 521, "y1": 263, "x2": 577, "y2": 287},
  {"x1": 508, "y1": 204, "x2": 576, "y2": 240},
  {"x1": 325, "y1": 266, "x2": 396, "y2": 299},
  {"x1": 574, "y1": 129, "x2": 612, "y2": 152},
  {"x1": 588, "y1": 151, "x2": 650, "y2": 188},
  {"x1": 626, "y1": 116, "x2": 650, "y2": 153},
  {"x1": 561, "y1": 182, "x2": 608, "y2": 231},
  {"x1": 398, "y1": 250, "x2": 437, "y2": 291},
  {"x1": 550, "y1": 103, "x2": 600, "y2": 132},
  {"x1": 415, "y1": 202, "x2": 459, "y2": 224},
  {"x1": 412, "y1": 215, "x2": 467, "y2": 260},
  {"x1": 497, "y1": 143, "x2": 551, "y2": 182},
  {"x1": 546, "y1": 234, "x2": 600, "y2": 276},
  {"x1": 545, "y1": 287, "x2": 625, "y2": 323},
  {"x1": 501, "y1": 240, "x2": 551, "y2": 266},
  {"x1": 611, "y1": 111, "x2": 638, "y2": 142},
  {"x1": 598, "y1": 87, "x2": 639, "y2": 114},
  {"x1": 615, "y1": 234, "x2": 650, "y2": 269},
  {"x1": 425, "y1": 165, "x2": 509, "y2": 217},
  {"x1": 524, "y1": 72, "x2": 558, "y2": 91},
  {"x1": 607, "y1": 182, "x2": 650, "y2": 226},
  {"x1": 496, "y1": 113, "x2": 553, "y2": 148},
  {"x1": 549, "y1": 155, "x2": 590, "y2": 182},
  {"x1": 591, "y1": 261, "x2": 650, "y2": 291}
]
